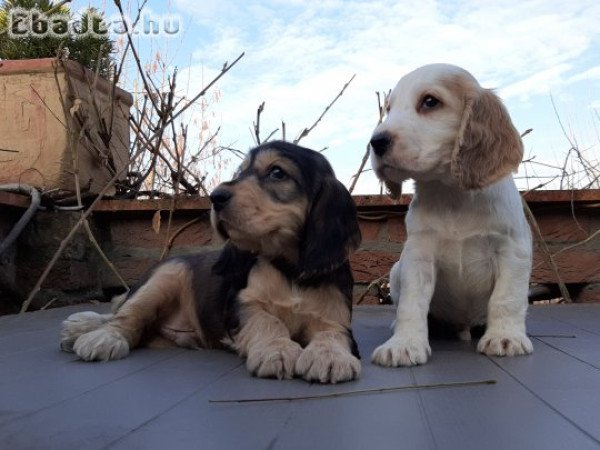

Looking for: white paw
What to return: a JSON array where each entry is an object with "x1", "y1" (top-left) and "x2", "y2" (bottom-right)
[
  {"x1": 60, "y1": 311, "x2": 112, "y2": 352},
  {"x1": 295, "y1": 342, "x2": 361, "y2": 384},
  {"x1": 246, "y1": 338, "x2": 303, "y2": 380},
  {"x1": 477, "y1": 330, "x2": 533, "y2": 357},
  {"x1": 73, "y1": 328, "x2": 130, "y2": 361},
  {"x1": 371, "y1": 335, "x2": 431, "y2": 367}
]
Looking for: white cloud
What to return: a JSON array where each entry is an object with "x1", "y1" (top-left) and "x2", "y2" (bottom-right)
[{"x1": 171, "y1": 0, "x2": 600, "y2": 192}]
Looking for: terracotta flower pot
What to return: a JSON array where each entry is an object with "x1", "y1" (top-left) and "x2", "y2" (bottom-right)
[{"x1": 0, "y1": 57, "x2": 132, "y2": 194}]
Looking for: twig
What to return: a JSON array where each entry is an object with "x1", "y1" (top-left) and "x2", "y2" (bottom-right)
[
  {"x1": 56, "y1": 58, "x2": 130, "y2": 292},
  {"x1": 520, "y1": 128, "x2": 533, "y2": 138},
  {"x1": 349, "y1": 143, "x2": 371, "y2": 194},
  {"x1": 294, "y1": 74, "x2": 356, "y2": 144},
  {"x1": 521, "y1": 197, "x2": 572, "y2": 303},
  {"x1": 209, "y1": 379, "x2": 497, "y2": 404},
  {"x1": 356, "y1": 274, "x2": 388, "y2": 305},
  {"x1": 20, "y1": 143, "x2": 147, "y2": 313},
  {"x1": 160, "y1": 216, "x2": 203, "y2": 259},
  {"x1": 253, "y1": 102, "x2": 265, "y2": 145},
  {"x1": 548, "y1": 227, "x2": 600, "y2": 259},
  {"x1": 529, "y1": 334, "x2": 576, "y2": 339},
  {"x1": 349, "y1": 90, "x2": 390, "y2": 193}
]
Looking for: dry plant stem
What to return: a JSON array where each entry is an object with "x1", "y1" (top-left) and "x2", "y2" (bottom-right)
[
  {"x1": 294, "y1": 74, "x2": 356, "y2": 144},
  {"x1": 160, "y1": 123, "x2": 188, "y2": 261},
  {"x1": 20, "y1": 144, "x2": 147, "y2": 313},
  {"x1": 349, "y1": 90, "x2": 390, "y2": 193},
  {"x1": 253, "y1": 102, "x2": 265, "y2": 144},
  {"x1": 209, "y1": 379, "x2": 497, "y2": 404},
  {"x1": 55, "y1": 59, "x2": 130, "y2": 293},
  {"x1": 114, "y1": 0, "x2": 160, "y2": 113},
  {"x1": 521, "y1": 197, "x2": 572, "y2": 303},
  {"x1": 549, "y1": 227, "x2": 600, "y2": 260},
  {"x1": 160, "y1": 217, "x2": 203, "y2": 259},
  {"x1": 348, "y1": 143, "x2": 371, "y2": 194},
  {"x1": 169, "y1": 53, "x2": 244, "y2": 126},
  {"x1": 356, "y1": 274, "x2": 388, "y2": 305}
]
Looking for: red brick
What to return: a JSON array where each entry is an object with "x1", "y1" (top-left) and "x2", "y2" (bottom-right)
[
  {"x1": 350, "y1": 250, "x2": 399, "y2": 283},
  {"x1": 532, "y1": 249, "x2": 600, "y2": 284},
  {"x1": 109, "y1": 215, "x2": 213, "y2": 249},
  {"x1": 534, "y1": 212, "x2": 590, "y2": 242},
  {"x1": 111, "y1": 258, "x2": 157, "y2": 284},
  {"x1": 576, "y1": 284, "x2": 600, "y2": 303},
  {"x1": 387, "y1": 217, "x2": 407, "y2": 243},
  {"x1": 358, "y1": 220, "x2": 382, "y2": 242}
]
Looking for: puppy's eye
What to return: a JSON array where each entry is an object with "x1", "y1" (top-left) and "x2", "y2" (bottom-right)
[
  {"x1": 420, "y1": 95, "x2": 441, "y2": 111},
  {"x1": 268, "y1": 166, "x2": 287, "y2": 181}
]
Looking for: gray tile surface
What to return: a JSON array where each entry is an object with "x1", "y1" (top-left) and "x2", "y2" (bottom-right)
[{"x1": 1, "y1": 304, "x2": 599, "y2": 450}]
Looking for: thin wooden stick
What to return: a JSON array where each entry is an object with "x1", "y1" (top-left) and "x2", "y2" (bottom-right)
[
  {"x1": 521, "y1": 197, "x2": 572, "y2": 303},
  {"x1": 294, "y1": 74, "x2": 356, "y2": 144},
  {"x1": 20, "y1": 144, "x2": 147, "y2": 313},
  {"x1": 159, "y1": 216, "x2": 203, "y2": 259},
  {"x1": 209, "y1": 379, "x2": 496, "y2": 404}
]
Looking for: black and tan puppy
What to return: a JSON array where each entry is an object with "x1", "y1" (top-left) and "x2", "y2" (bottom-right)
[{"x1": 60, "y1": 141, "x2": 362, "y2": 383}]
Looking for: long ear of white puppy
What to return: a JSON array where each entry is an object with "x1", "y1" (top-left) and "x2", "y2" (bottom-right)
[{"x1": 451, "y1": 89, "x2": 523, "y2": 189}]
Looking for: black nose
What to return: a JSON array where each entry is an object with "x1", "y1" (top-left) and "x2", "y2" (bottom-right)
[
  {"x1": 210, "y1": 188, "x2": 232, "y2": 212},
  {"x1": 370, "y1": 132, "x2": 392, "y2": 157}
]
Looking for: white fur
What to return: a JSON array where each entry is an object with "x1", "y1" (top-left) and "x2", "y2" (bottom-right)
[
  {"x1": 73, "y1": 328, "x2": 130, "y2": 361},
  {"x1": 294, "y1": 331, "x2": 361, "y2": 384},
  {"x1": 370, "y1": 64, "x2": 533, "y2": 367},
  {"x1": 60, "y1": 311, "x2": 113, "y2": 352}
]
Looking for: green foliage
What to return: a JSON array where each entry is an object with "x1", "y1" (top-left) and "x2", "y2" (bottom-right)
[{"x1": 0, "y1": 1, "x2": 114, "y2": 78}]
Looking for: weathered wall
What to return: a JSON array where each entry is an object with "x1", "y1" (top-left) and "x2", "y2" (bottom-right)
[{"x1": 1, "y1": 191, "x2": 599, "y2": 312}]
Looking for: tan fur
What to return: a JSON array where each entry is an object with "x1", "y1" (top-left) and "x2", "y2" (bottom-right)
[
  {"x1": 109, "y1": 261, "x2": 205, "y2": 349},
  {"x1": 452, "y1": 89, "x2": 524, "y2": 189},
  {"x1": 61, "y1": 141, "x2": 360, "y2": 382},
  {"x1": 217, "y1": 179, "x2": 308, "y2": 260},
  {"x1": 232, "y1": 257, "x2": 358, "y2": 383},
  {"x1": 64, "y1": 261, "x2": 207, "y2": 361}
]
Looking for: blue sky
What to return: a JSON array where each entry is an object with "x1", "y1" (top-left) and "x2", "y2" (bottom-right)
[{"x1": 88, "y1": 0, "x2": 600, "y2": 193}]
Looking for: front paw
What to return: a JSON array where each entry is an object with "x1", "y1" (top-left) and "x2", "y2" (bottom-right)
[
  {"x1": 73, "y1": 328, "x2": 130, "y2": 361},
  {"x1": 60, "y1": 311, "x2": 112, "y2": 352},
  {"x1": 295, "y1": 343, "x2": 361, "y2": 384},
  {"x1": 246, "y1": 338, "x2": 303, "y2": 380},
  {"x1": 477, "y1": 330, "x2": 533, "y2": 356},
  {"x1": 371, "y1": 335, "x2": 431, "y2": 367}
]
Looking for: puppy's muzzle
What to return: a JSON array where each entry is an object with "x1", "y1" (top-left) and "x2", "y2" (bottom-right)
[
  {"x1": 370, "y1": 132, "x2": 393, "y2": 157},
  {"x1": 210, "y1": 187, "x2": 232, "y2": 212}
]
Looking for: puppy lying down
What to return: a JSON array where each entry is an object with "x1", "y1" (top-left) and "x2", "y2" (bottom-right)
[
  {"x1": 61, "y1": 141, "x2": 362, "y2": 384},
  {"x1": 369, "y1": 64, "x2": 533, "y2": 367}
]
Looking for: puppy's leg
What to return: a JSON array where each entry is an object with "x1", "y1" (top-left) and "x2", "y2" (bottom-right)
[
  {"x1": 295, "y1": 327, "x2": 360, "y2": 384},
  {"x1": 371, "y1": 245, "x2": 436, "y2": 367},
  {"x1": 477, "y1": 244, "x2": 533, "y2": 357},
  {"x1": 73, "y1": 261, "x2": 189, "y2": 361},
  {"x1": 234, "y1": 306, "x2": 302, "y2": 380}
]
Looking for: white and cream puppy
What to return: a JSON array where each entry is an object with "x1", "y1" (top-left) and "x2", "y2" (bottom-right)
[{"x1": 369, "y1": 63, "x2": 533, "y2": 367}]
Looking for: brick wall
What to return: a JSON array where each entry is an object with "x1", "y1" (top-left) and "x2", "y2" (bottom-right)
[{"x1": 1, "y1": 191, "x2": 599, "y2": 311}]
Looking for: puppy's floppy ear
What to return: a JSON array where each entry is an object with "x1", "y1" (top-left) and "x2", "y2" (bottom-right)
[
  {"x1": 298, "y1": 176, "x2": 361, "y2": 279},
  {"x1": 451, "y1": 89, "x2": 523, "y2": 189}
]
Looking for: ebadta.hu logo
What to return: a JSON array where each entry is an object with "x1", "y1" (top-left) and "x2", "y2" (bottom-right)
[{"x1": 5, "y1": 7, "x2": 181, "y2": 39}]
